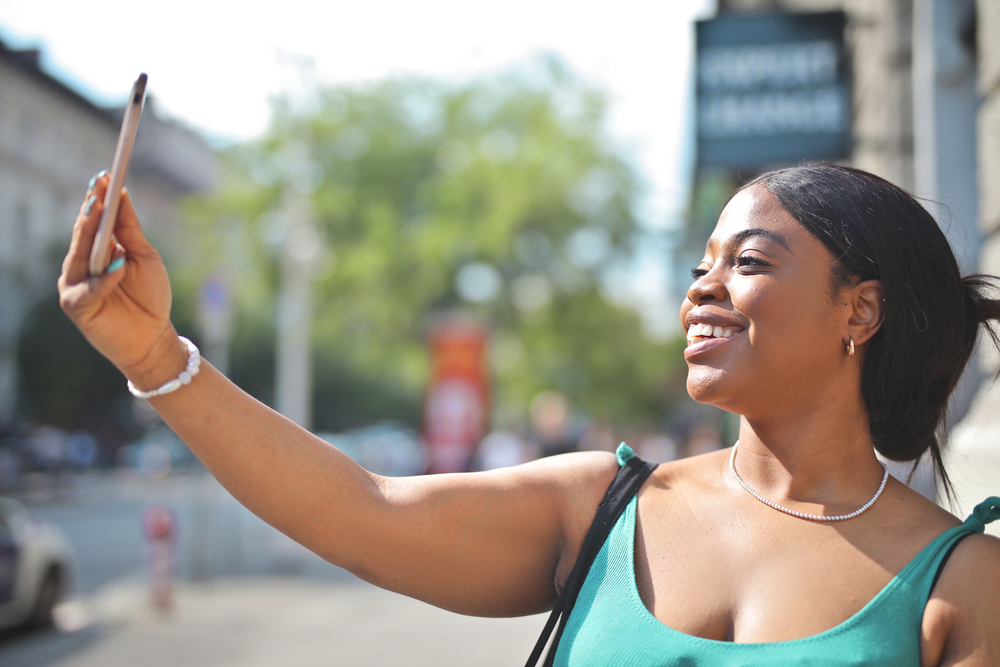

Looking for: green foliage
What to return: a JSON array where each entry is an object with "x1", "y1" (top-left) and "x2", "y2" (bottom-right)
[
  {"x1": 183, "y1": 59, "x2": 685, "y2": 431},
  {"x1": 17, "y1": 293, "x2": 128, "y2": 431},
  {"x1": 15, "y1": 254, "x2": 201, "y2": 447}
]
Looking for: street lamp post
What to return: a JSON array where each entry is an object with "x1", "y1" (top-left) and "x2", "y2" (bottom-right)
[{"x1": 275, "y1": 141, "x2": 323, "y2": 430}]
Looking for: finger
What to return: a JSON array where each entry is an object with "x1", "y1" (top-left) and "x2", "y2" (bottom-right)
[
  {"x1": 57, "y1": 255, "x2": 126, "y2": 324},
  {"x1": 105, "y1": 245, "x2": 126, "y2": 274},
  {"x1": 86, "y1": 169, "x2": 107, "y2": 195},
  {"x1": 90, "y1": 247, "x2": 128, "y2": 296},
  {"x1": 62, "y1": 175, "x2": 110, "y2": 285},
  {"x1": 79, "y1": 171, "x2": 108, "y2": 218},
  {"x1": 104, "y1": 230, "x2": 118, "y2": 264},
  {"x1": 113, "y1": 188, "x2": 155, "y2": 256},
  {"x1": 58, "y1": 239, "x2": 126, "y2": 323}
]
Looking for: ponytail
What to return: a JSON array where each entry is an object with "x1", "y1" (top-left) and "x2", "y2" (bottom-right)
[
  {"x1": 963, "y1": 275, "x2": 1000, "y2": 344},
  {"x1": 931, "y1": 275, "x2": 1000, "y2": 503}
]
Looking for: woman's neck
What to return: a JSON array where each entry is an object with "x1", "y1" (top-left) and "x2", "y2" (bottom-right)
[{"x1": 732, "y1": 408, "x2": 885, "y2": 510}]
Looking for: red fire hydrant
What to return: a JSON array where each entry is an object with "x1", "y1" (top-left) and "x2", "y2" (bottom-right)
[{"x1": 142, "y1": 505, "x2": 175, "y2": 611}]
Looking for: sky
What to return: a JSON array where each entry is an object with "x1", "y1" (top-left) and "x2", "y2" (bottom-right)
[{"x1": 0, "y1": 0, "x2": 716, "y2": 336}]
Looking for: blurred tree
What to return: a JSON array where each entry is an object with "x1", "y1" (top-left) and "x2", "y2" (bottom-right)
[
  {"x1": 184, "y1": 57, "x2": 685, "y2": 433},
  {"x1": 17, "y1": 293, "x2": 130, "y2": 433},
  {"x1": 14, "y1": 247, "x2": 201, "y2": 462}
]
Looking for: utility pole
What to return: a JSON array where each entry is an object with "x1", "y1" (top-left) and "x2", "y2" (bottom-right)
[
  {"x1": 275, "y1": 139, "x2": 323, "y2": 430},
  {"x1": 272, "y1": 54, "x2": 325, "y2": 430}
]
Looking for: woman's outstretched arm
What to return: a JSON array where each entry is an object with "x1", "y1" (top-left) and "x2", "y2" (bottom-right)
[{"x1": 59, "y1": 174, "x2": 619, "y2": 617}]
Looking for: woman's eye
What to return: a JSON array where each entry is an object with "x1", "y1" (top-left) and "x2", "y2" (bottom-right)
[
  {"x1": 735, "y1": 255, "x2": 770, "y2": 269},
  {"x1": 691, "y1": 257, "x2": 768, "y2": 279}
]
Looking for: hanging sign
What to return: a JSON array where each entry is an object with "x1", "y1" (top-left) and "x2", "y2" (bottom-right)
[{"x1": 696, "y1": 11, "x2": 851, "y2": 169}]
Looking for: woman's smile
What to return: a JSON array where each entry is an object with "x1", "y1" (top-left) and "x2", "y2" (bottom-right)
[{"x1": 683, "y1": 318, "x2": 747, "y2": 360}]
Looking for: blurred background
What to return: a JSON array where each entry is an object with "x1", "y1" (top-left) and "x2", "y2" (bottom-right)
[{"x1": 0, "y1": 0, "x2": 997, "y2": 664}]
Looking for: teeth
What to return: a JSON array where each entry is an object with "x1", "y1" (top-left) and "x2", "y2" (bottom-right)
[{"x1": 686, "y1": 322, "x2": 741, "y2": 343}]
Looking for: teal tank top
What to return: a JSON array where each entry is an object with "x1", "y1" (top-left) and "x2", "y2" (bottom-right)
[{"x1": 555, "y1": 493, "x2": 1000, "y2": 666}]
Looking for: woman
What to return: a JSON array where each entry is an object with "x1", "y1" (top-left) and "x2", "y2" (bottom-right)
[{"x1": 59, "y1": 164, "x2": 999, "y2": 665}]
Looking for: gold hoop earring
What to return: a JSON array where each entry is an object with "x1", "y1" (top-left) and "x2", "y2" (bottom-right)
[{"x1": 847, "y1": 338, "x2": 855, "y2": 356}]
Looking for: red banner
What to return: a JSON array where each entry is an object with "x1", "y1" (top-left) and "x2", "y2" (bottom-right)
[{"x1": 424, "y1": 323, "x2": 490, "y2": 473}]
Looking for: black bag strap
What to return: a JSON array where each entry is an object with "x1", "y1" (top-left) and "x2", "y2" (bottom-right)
[{"x1": 524, "y1": 453, "x2": 658, "y2": 667}]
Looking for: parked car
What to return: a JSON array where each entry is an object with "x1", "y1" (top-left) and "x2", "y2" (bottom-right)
[{"x1": 0, "y1": 498, "x2": 73, "y2": 630}]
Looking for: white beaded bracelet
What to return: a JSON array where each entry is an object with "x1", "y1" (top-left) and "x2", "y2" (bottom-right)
[{"x1": 127, "y1": 336, "x2": 201, "y2": 399}]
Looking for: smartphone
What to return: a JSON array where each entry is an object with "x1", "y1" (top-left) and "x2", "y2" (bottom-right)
[{"x1": 89, "y1": 73, "x2": 147, "y2": 276}]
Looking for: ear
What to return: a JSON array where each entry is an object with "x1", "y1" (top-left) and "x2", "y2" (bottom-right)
[{"x1": 844, "y1": 279, "x2": 885, "y2": 347}]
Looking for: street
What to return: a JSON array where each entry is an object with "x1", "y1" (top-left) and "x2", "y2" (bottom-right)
[{"x1": 0, "y1": 470, "x2": 547, "y2": 666}]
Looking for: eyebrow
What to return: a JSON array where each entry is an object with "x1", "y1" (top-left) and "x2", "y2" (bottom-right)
[{"x1": 723, "y1": 228, "x2": 792, "y2": 253}]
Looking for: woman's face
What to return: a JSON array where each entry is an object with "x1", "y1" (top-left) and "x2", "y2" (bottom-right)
[{"x1": 680, "y1": 184, "x2": 849, "y2": 419}]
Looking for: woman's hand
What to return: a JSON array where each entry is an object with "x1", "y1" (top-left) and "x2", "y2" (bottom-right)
[{"x1": 57, "y1": 173, "x2": 183, "y2": 389}]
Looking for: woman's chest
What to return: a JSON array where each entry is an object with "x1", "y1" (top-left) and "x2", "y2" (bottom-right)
[{"x1": 633, "y1": 492, "x2": 923, "y2": 643}]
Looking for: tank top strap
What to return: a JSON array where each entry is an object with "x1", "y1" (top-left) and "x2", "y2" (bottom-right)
[
  {"x1": 616, "y1": 442, "x2": 635, "y2": 467},
  {"x1": 962, "y1": 496, "x2": 1000, "y2": 534},
  {"x1": 892, "y1": 496, "x2": 1000, "y2": 607}
]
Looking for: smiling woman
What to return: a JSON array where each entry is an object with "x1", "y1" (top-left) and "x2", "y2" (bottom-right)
[{"x1": 57, "y1": 164, "x2": 999, "y2": 667}]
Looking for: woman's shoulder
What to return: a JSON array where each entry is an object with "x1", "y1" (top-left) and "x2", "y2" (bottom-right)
[
  {"x1": 539, "y1": 446, "x2": 738, "y2": 544},
  {"x1": 946, "y1": 528, "x2": 1000, "y2": 566},
  {"x1": 923, "y1": 526, "x2": 1000, "y2": 665},
  {"x1": 880, "y1": 479, "x2": 962, "y2": 529},
  {"x1": 934, "y1": 496, "x2": 1000, "y2": 582},
  {"x1": 644, "y1": 446, "x2": 730, "y2": 489},
  {"x1": 524, "y1": 449, "x2": 621, "y2": 490},
  {"x1": 941, "y1": 529, "x2": 1000, "y2": 592},
  {"x1": 560, "y1": 446, "x2": 732, "y2": 506},
  {"x1": 511, "y1": 449, "x2": 621, "y2": 520}
]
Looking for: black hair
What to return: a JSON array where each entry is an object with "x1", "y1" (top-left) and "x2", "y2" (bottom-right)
[{"x1": 742, "y1": 164, "x2": 1000, "y2": 501}]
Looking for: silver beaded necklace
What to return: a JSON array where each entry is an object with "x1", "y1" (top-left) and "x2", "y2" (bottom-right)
[{"x1": 729, "y1": 442, "x2": 889, "y2": 522}]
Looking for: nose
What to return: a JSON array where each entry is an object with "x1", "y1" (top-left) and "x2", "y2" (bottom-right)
[{"x1": 686, "y1": 271, "x2": 727, "y2": 305}]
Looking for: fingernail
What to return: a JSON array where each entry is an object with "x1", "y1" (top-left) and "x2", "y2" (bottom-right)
[
  {"x1": 88, "y1": 169, "x2": 107, "y2": 191},
  {"x1": 106, "y1": 257, "x2": 125, "y2": 274},
  {"x1": 84, "y1": 195, "x2": 98, "y2": 215}
]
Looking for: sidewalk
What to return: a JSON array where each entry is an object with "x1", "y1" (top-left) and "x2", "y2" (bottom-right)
[{"x1": 48, "y1": 577, "x2": 547, "y2": 667}]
